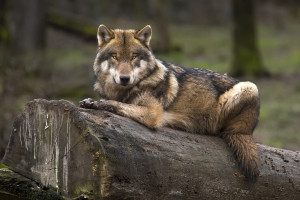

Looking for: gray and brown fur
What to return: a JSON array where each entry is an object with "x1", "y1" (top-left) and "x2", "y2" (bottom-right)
[{"x1": 80, "y1": 25, "x2": 260, "y2": 181}]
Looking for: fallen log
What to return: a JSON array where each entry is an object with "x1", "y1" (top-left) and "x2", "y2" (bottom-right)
[
  {"x1": 1, "y1": 99, "x2": 300, "y2": 199},
  {"x1": 0, "y1": 168, "x2": 63, "y2": 200}
]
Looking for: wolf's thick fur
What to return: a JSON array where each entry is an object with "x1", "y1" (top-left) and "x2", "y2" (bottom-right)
[{"x1": 80, "y1": 25, "x2": 260, "y2": 181}]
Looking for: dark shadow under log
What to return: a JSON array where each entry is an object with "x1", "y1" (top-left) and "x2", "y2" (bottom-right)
[{"x1": 1, "y1": 99, "x2": 300, "y2": 199}]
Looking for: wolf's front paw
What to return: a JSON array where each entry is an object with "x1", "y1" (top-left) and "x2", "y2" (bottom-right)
[
  {"x1": 79, "y1": 98, "x2": 96, "y2": 109},
  {"x1": 80, "y1": 98, "x2": 117, "y2": 112},
  {"x1": 96, "y1": 100, "x2": 118, "y2": 113}
]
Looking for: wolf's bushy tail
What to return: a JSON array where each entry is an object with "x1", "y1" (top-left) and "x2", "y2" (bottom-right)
[{"x1": 223, "y1": 134, "x2": 259, "y2": 182}]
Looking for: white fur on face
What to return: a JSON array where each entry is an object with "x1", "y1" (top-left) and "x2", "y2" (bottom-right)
[
  {"x1": 133, "y1": 67, "x2": 140, "y2": 82},
  {"x1": 140, "y1": 60, "x2": 148, "y2": 69},
  {"x1": 129, "y1": 74, "x2": 134, "y2": 84},
  {"x1": 109, "y1": 68, "x2": 120, "y2": 84},
  {"x1": 132, "y1": 60, "x2": 148, "y2": 82},
  {"x1": 101, "y1": 60, "x2": 109, "y2": 71}
]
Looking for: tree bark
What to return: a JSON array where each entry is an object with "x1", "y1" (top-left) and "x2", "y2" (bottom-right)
[
  {"x1": 1, "y1": 99, "x2": 300, "y2": 200},
  {"x1": 231, "y1": 0, "x2": 268, "y2": 77}
]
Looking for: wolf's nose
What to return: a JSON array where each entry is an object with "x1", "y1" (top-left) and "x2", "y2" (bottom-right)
[{"x1": 120, "y1": 76, "x2": 130, "y2": 84}]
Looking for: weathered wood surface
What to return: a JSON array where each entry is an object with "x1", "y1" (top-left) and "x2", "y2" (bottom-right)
[
  {"x1": 1, "y1": 99, "x2": 300, "y2": 200},
  {"x1": 0, "y1": 168, "x2": 63, "y2": 200}
]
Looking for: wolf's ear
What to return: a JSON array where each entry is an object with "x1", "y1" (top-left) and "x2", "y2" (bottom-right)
[
  {"x1": 135, "y1": 25, "x2": 152, "y2": 47},
  {"x1": 97, "y1": 24, "x2": 114, "y2": 47}
]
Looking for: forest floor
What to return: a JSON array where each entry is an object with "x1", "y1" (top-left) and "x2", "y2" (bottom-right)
[{"x1": 0, "y1": 22, "x2": 299, "y2": 159}]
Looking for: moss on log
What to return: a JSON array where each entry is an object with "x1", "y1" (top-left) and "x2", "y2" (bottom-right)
[{"x1": 0, "y1": 168, "x2": 63, "y2": 200}]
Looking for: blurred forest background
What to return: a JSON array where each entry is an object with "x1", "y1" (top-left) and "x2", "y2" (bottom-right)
[{"x1": 0, "y1": 0, "x2": 300, "y2": 159}]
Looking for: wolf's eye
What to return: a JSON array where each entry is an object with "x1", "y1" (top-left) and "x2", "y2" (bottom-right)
[
  {"x1": 112, "y1": 55, "x2": 118, "y2": 60},
  {"x1": 131, "y1": 55, "x2": 137, "y2": 60}
]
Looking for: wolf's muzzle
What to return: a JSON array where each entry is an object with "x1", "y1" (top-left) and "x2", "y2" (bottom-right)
[{"x1": 120, "y1": 75, "x2": 131, "y2": 85}]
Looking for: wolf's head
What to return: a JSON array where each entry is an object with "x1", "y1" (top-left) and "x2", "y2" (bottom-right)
[{"x1": 94, "y1": 25, "x2": 156, "y2": 87}]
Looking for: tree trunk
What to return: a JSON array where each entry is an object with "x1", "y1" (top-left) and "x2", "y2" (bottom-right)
[
  {"x1": 9, "y1": 0, "x2": 46, "y2": 52},
  {"x1": 0, "y1": 0, "x2": 10, "y2": 46},
  {"x1": 148, "y1": 0, "x2": 172, "y2": 53},
  {"x1": 2, "y1": 99, "x2": 300, "y2": 200},
  {"x1": 231, "y1": 0, "x2": 268, "y2": 77}
]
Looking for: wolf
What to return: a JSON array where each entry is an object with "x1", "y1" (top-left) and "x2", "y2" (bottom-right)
[{"x1": 80, "y1": 25, "x2": 260, "y2": 182}]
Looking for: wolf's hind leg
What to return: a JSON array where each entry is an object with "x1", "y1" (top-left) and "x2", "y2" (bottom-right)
[{"x1": 219, "y1": 81, "x2": 260, "y2": 181}]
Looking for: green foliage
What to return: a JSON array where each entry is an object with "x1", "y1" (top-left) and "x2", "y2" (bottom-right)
[
  {"x1": 256, "y1": 77, "x2": 300, "y2": 150},
  {"x1": 258, "y1": 23, "x2": 300, "y2": 75},
  {"x1": 0, "y1": 0, "x2": 10, "y2": 46},
  {"x1": 0, "y1": 27, "x2": 10, "y2": 44},
  {"x1": 0, "y1": 164, "x2": 8, "y2": 169}
]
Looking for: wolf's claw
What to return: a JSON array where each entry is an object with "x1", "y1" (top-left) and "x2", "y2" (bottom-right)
[{"x1": 79, "y1": 98, "x2": 95, "y2": 109}]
